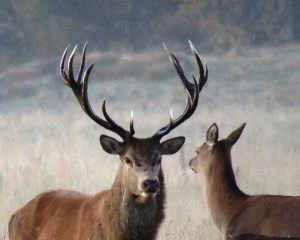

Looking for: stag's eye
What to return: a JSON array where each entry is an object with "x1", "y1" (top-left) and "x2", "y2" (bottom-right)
[
  {"x1": 157, "y1": 158, "x2": 162, "y2": 165},
  {"x1": 125, "y1": 157, "x2": 132, "y2": 166},
  {"x1": 135, "y1": 162, "x2": 142, "y2": 167}
]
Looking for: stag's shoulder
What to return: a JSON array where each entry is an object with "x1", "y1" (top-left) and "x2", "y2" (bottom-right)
[
  {"x1": 11, "y1": 190, "x2": 88, "y2": 221},
  {"x1": 34, "y1": 189, "x2": 88, "y2": 205},
  {"x1": 9, "y1": 190, "x2": 87, "y2": 239},
  {"x1": 81, "y1": 189, "x2": 111, "y2": 212}
]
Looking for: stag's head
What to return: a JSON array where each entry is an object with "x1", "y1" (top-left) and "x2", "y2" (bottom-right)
[
  {"x1": 60, "y1": 42, "x2": 208, "y2": 201},
  {"x1": 189, "y1": 123, "x2": 245, "y2": 177}
]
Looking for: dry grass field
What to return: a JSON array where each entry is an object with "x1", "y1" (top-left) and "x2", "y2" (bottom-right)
[{"x1": 0, "y1": 44, "x2": 299, "y2": 239}]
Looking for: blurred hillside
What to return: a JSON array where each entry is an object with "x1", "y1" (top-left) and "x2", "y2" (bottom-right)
[{"x1": 0, "y1": 0, "x2": 300, "y2": 70}]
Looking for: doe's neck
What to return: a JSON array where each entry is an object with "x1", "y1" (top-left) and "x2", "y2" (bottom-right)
[{"x1": 204, "y1": 155, "x2": 248, "y2": 233}]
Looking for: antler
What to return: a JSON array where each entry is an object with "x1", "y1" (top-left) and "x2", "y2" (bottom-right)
[
  {"x1": 60, "y1": 43, "x2": 135, "y2": 139},
  {"x1": 152, "y1": 40, "x2": 208, "y2": 140}
]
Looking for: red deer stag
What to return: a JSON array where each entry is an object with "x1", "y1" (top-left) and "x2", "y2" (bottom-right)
[
  {"x1": 9, "y1": 41, "x2": 208, "y2": 240},
  {"x1": 189, "y1": 123, "x2": 300, "y2": 239}
]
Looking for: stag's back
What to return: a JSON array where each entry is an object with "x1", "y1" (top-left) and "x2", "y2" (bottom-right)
[{"x1": 9, "y1": 190, "x2": 109, "y2": 240}]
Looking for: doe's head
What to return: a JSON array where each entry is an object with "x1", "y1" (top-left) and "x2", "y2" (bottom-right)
[{"x1": 189, "y1": 123, "x2": 246, "y2": 176}]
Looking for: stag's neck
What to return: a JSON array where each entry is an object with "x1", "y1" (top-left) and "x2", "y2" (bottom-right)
[
  {"x1": 103, "y1": 167, "x2": 165, "y2": 240},
  {"x1": 204, "y1": 156, "x2": 249, "y2": 233}
]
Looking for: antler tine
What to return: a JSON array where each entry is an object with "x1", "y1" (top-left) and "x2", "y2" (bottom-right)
[
  {"x1": 130, "y1": 110, "x2": 135, "y2": 136},
  {"x1": 67, "y1": 45, "x2": 78, "y2": 86},
  {"x1": 152, "y1": 42, "x2": 207, "y2": 140},
  {"x1": 60, "y1": 44, "x2": 133, "y2": 139},
  {"x1": 163, "y1": 43, "x2": 195, "y2": 95},
  {"x1": 60, "y1": 45, "x2": 70, "y2": 84},
  {"x1": 101, "y1": 100, "x2": 135, "y2": 137},
  {"x1": 80, "y1": 61, "x2": 98, "y2": 112},
  {"x1": 77, "y1": 42, "x2": 87, "y2": 84},
  {"x1": 189, "y1": 40, "x2": 208, "y2": 91}
]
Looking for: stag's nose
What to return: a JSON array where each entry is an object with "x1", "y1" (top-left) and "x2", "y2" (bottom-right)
[{"x1": 143, "y1": 179, "x2": 159, "y2": 193}]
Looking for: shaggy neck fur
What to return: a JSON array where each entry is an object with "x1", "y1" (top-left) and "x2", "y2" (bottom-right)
[
  {"x1": 103, "y1": 167, "x2": 165, "y2": 240},
  {"x1": 205, "y1": 148, "x2": 248, "y2": 233}
]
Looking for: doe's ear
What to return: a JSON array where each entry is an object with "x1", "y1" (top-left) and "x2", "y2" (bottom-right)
[
  {"x1": 100, "y1": 135, "x2": 124, "y2": 155},
  {"x1": 227, "y1": 123, "x2": 246, "y2": 147},
  {"x1": 206, "y1": 123, "x2": 219, "y2": 146},
  {"x1": 160, "y1": 136, "x2": 185, "y2": 155}
]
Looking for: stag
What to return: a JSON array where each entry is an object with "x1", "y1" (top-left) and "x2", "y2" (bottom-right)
[
  {"x1": 189, "y1": 123, "x2": 300, "y2": 239},
  {"x1": 9, "y1": 42, "x2": 208, "y2": 240}
]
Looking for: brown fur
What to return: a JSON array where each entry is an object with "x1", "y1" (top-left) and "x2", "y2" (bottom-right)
[
  {"x1": 9, "y1": 138, "x2": 168, "y2": 240},
  {"x1": 190, "y1": 124, "x2": 300, "y2": 238}
]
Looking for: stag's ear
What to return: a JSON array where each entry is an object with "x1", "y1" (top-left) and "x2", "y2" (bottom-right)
[
  {"x1": 226, "y1": 123, "x2": 246, "y2": 147},
  {"x1": 160, "y1": 136, "x2": 185, "y2": 155},
  {"x1": 100, "y1": 135, "x2": 124, "y2": 155},
  {"x1": 206, "y1": 123, "x2": 219, "y2": 147}
]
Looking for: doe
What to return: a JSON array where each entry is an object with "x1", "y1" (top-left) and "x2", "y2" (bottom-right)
[{"x1": 189, "y1": 123, "x2": 300, "y2": 239}]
